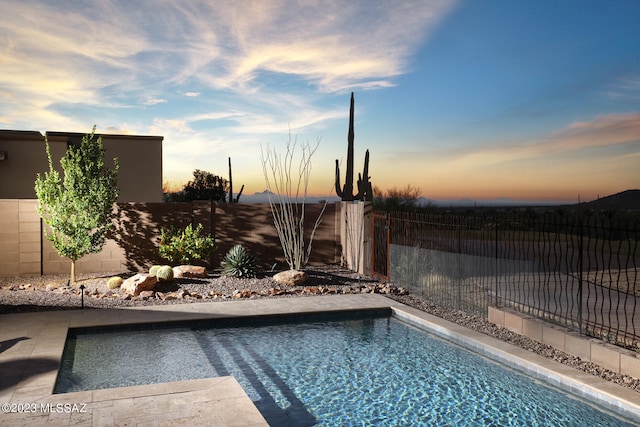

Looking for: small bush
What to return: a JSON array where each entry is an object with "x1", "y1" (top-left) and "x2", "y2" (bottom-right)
[
  {"x1": 107, "y1": 276, "x2": 123, "y2": 289},
  {"x1": 156, "y1": 265, "x2": 174, "y2": 282},
  {"x1": 159, "y1": 223, "x2": 216, "y2": 264},
  {"x1": 221, "y1": 245, "x2": 256, "y2": 278},
  {"x1": 149, "y1": 265, "x2": 162, "y2": 276}
]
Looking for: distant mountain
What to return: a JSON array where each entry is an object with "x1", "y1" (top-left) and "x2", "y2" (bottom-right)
[
  {"x1": 240, "y1": 190, "x2": 340, "y2": 204},
  {"x1": 239, "y1": 189, "x2": 640, "y2": 209},
  {"x1": 417, "y1": 197, "x2": 563, "y2": 208},
  {"x1": 577, "y1": 189, "x2": 640, "y2": 210}
]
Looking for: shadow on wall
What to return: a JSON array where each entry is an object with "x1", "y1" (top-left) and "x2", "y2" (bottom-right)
[
  {"x1": 108, "y1": 202, "x2": 194, "y2": 271},
  {"x1": 214, "y1": 204, "x2": 284, "y2": 269},
  {"x1": 212, "y1": 203, "x2": 337, "y2": 269},
  {"x1": 107, "y1": 202, "x2": 338, "y2": 272}
]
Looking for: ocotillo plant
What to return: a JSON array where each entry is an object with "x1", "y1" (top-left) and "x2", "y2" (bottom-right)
[{"x1": 335, "y1": 92, "x2": 372, "y2": 201}]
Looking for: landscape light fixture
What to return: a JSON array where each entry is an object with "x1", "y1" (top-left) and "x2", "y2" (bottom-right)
[{"x1": 0, "y1": 151, "x2": 7, "y2": 161}]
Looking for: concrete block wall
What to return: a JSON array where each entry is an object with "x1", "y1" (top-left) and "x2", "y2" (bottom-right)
[
  {"x1": 0, "y1": 200, "x2": 341, "y2": 277},
  {"x1": 0, "y1": 200, "x2": 21, "y2": 276},
  {"x1": 0, "y1": 199, "x2": 41, "y2": 276},
  {"x1": 0, "y1": 199, "x2": 128, "y2": 277},
  {"x1": 489, "y1": 306, "x2": 640, "y2": 379}
]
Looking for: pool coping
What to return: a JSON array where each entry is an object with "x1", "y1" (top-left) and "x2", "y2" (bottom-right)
[
  {"x1": 388, "y1": 302, "x2": 640, "y2": 424},
  {"x1": 1, "y1": 294, "x2": 639, "y2": 426}
]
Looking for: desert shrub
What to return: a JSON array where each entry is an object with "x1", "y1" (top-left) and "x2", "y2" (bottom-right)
[
  {"x1": 107, "y1": 276, "x2": 123, "y2": 289},
  {"x1": 149, "y1": 265, "x2": 162, "y2": 276},
  {"x1": 159, "y1": 223, "x2": 216, "y2": 264},
  {"x1": 221, "y1": 245, "x2": 257, "y2": 278},
  {"x1": 156, "y1": 265, "x2": 174, "y2": 282}
]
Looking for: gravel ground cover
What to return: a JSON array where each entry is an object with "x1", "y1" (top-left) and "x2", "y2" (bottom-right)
[
  {"x1": 0, "y1": 266, "x2": 384, "y2": 312},
  {"x1": 1, "y1": 265, "x2": 638, "y2": 394}
]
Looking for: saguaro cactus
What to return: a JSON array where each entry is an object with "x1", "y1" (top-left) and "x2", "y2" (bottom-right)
[
  {"x1": 228, "y1": 157, "x2": 244, "y2": 203},
  {"x1": 335, "y1": 92, "x2": 372, "y2": 201}
]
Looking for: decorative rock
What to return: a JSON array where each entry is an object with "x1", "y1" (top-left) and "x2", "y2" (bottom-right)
[
  {"x1": 273, "y1": 270, "x2": 308, "y2": 286},
  {"x1": 172, "y1": 265, "x2": 207, "y2": 278},
  {"x1": 163, "y1": 292, "x2": 178, "y2": 300},
  {"x1": 139, "y1": 290, "x2": 155, "y2": 300},
  {"x1": 233, "y1": 289, "x2": 255, "y2": 299},
  {"x1": 121, "y1": 273, "x2": 157, "y2": 296}
]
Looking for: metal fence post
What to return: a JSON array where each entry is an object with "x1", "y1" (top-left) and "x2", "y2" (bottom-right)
[
  {"x1": 578, "y1": 216, "x2": 584, "y2": 336},
  {"x1": 495, "y1": 218, "x2": 499, "y2": 308},
  {"x1": 457, "y1": 216, "x2": 462, "y2": 306},
  {"x1": 386, "y1": 212, "x2": 391, "y2": 281}
]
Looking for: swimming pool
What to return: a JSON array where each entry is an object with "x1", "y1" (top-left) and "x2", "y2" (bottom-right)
[{"x1": 55, "y1": 311, "x2": 637, "y2": 426}]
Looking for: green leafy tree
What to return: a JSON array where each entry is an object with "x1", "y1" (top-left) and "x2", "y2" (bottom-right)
[
  {"x1": 182, "y1": 169, "x2": 228, "y2": 202},
  {"x1": 34, "y1": 126, "x2": 119, "y2": 283}
]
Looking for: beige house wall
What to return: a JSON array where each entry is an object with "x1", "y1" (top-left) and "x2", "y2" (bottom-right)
[
  {"x1": 0, "y1": 130, "x2": 163, "y2": 202},
  {"x1": 0, "y1": 131, "x2": 68, "y2": 201},
  {"x1": 0, "y1": 200, "x2": 341, "y2": 277}
]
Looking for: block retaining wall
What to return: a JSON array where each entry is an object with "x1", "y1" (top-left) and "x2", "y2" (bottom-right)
[
  {"x1": 489, "y1": 306, "x2": 640, "y2": 379},
  {"x1": 0, "y1": 200, "x2": 341, "y2": 277}
]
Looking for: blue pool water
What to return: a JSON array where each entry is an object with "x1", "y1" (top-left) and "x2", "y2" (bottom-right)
[{"x1": 55, "y1": 313, "x2": 636, "y2": 426}]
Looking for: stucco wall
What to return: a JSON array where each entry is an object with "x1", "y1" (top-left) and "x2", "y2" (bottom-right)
[
  {"x1": 339, "y1": 201, "x2": 372, "y2": 275},
  {"x1": 0, "y1": 131, "x2": 67, "y2": 201},
  {"x1": 0, "y1": 130, "x2": 163, "y2": 202}
]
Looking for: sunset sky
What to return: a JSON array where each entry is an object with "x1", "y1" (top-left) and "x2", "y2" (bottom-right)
[{"x1": 1, "y1": 1, "x2": 639, "y2": 203}]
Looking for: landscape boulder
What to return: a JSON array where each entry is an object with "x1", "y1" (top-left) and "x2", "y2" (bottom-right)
[
  {"x1": 273, "y1": 270, "x2": 308, "y2": 286},
  {"x1": 172, "y1": 265, "x2": 207, "y2": 278},
  {"x1": 121, "y1": 273, "x2": 157, "y2": 296}
]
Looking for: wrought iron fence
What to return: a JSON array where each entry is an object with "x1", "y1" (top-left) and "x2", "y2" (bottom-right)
[{"x1": 373, "y1": 209, "x2": 640, "y2": 350}]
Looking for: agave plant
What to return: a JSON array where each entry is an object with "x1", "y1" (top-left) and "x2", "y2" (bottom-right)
[{"x1": 221, "y1": 245, "x2": 256, "y2": 278}]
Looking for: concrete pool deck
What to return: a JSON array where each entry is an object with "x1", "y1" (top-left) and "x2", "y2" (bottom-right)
[{"x1": 1, "y1": 294, "x2": 639, "y2": 426}]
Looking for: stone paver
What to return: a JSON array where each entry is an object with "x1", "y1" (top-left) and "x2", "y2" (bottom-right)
[{"x1": 1, "y1": 294, "x2": 639, "y2": 425}]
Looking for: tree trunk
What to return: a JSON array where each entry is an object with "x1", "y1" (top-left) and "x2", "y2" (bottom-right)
[{"x1": 71, "y1": 260, "x2": 76, "y2": 284}]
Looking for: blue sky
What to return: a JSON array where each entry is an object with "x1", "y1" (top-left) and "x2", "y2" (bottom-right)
[{"x1": 1, "y1": 0, "x2": 639, "y2": 202}]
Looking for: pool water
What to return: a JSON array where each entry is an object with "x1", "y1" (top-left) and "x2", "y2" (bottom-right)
[{"x1": 56, "y1": 314, "x2": 636, "y2": 426}]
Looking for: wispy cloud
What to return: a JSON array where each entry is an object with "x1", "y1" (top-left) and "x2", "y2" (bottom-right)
[
  {"x1": 0, "y1": 0, "x2": 455, "y2": 132},
  {"x1": 542, "y1": 113, "x2": 640, "y2": 151},
  {"x1": 606, "y1": 75, "x2": 640, "y2": 101},
  {"x1": 194, "y1": 1, "x2": 455, "y2": 93},
  {"x1": 441, "y1": 112, "x2": 640, "y2": 168},
  {"x1": 376, "y1": 119, "x2": 640, "y2": 201},
  {"x1": 385, "y1": 112, "x2": 640, "y2": 184},
  {"x1": 142, "y1": 96, "x2": 167, "y2": 106}
]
